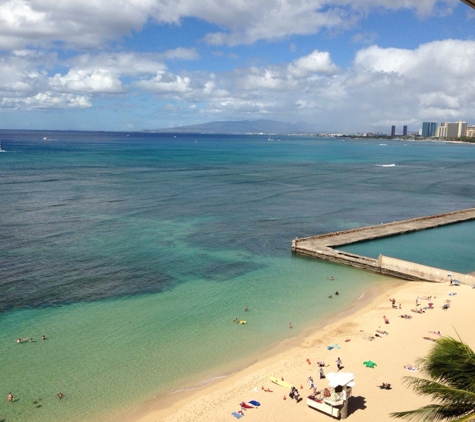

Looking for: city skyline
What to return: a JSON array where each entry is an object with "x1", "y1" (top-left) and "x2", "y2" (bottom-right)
[{"x1": 1, "y1": 1, "x2": 475, "y2": 132}]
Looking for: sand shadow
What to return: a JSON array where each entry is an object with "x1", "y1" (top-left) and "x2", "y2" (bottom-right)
[{"x1": 348, "y1": 396, "x2": 367, "y2": 416}]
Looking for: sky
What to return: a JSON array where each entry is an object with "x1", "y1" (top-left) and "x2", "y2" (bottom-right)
[{"x1": 1, "y1": 0, "x2": 475, "y2": 133}]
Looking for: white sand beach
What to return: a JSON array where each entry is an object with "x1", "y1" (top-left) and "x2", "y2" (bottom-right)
[{"x1": 122, "y1": 280, "x2": 474, "y2": 422}]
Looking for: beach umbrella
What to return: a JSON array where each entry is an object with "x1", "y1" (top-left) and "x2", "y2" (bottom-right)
[{"x1": 363, "y1": 360, "x2": 377, "y2": 368}]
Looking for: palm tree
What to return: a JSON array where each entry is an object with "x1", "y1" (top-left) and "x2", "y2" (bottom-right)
[{"x1": 391, "y1": 336, "x2": 475, "y2": 421}]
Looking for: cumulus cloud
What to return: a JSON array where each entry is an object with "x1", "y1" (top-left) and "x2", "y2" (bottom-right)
[
  {"x1": 0, "y1": 0, "x2": 453, "y2": 50},
  {"x1": 0, "y1": 1, "x2": 473, "y2": 131},
  {"x1": 1, "y1": 92, "x2": 91, "y2": 109},
  {"x1": 288, "y1": 50, "x2": 340, "y2": 78},
  {"x1": 49, "y1": 69, "x2": 124, "y2": 93},
  {"x1": 136, "y1": 71, "x2": 193, "y2": 94}
]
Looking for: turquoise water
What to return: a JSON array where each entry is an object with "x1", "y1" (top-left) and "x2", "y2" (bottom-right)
[
  {"x1": 339, "y1": 220, "x2": 475, "y2": 274},
  {"x1": 1, "y1": 132, "x2": 475, "y2": 421}
]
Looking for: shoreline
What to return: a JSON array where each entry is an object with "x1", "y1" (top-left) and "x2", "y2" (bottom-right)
[{"x1": 119, "y1": 278, "x2": 475, "y2": 421}]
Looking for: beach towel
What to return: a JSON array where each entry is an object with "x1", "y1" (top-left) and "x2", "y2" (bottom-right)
[
  {"x1": 232, "y1": 411, "x2": 242, "y2": 419},
  {"x1": 363, "y1": 360, "x2": 377, "y2": 368},
  {"x1": 240, "y1": 402, "x2": 254, "y2": 409},
  {"x1": 249, "y1": 400, "x2": 261, "y2": 406}
]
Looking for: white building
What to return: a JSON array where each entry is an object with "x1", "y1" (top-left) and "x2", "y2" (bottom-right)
[
  {"x1": 466, "y1": 126, "x2": 475, "y2": 137},
  {"x1": 436, "y1": 121, "x2": 467, "y2": 138}
]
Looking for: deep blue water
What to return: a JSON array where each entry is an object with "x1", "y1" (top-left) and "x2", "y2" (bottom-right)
[
  {"x1": 1, "y1": 132, "x2": 475, "y2": 313},
  {"x1": 2, "y1": 131, "x2": 475, "y2": 422}
]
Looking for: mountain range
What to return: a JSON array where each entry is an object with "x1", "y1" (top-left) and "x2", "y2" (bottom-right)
[{"x1": 152, "y1": 119, "x2": 315, "y2": 134}]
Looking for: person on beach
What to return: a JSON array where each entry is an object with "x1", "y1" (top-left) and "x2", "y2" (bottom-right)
[
  {"x1": 336, "y1": 357, "x2": 342, "y2": 370},
  {"x1": 416, "y1": 296, "x2": 419, "y2": 306},
  {"x1": 319, "y1": 367, "x2": 325, "y2": 379},
  {"x1": 310, "y1": 380, "x2": 317, "y2": 395},
  {"x1": 307, "y1": 375, "x2": 314, "y2": 388},
  {"x1": 8, "y1": 392, "x2": 13, "y2": 402}
]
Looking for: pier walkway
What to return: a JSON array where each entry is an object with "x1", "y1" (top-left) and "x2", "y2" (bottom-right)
[{"x1": 292, "y1": 207, "x2": 475, "y2": 283}]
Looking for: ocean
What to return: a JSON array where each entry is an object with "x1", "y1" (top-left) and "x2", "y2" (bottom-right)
[{"x1": 1, "y1": 131, "x2": 474, "y2": 422}]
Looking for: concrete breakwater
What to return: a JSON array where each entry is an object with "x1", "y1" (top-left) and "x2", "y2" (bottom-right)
[{"x1": 292, "y1": 208, "x2": 475, "y2": 283}]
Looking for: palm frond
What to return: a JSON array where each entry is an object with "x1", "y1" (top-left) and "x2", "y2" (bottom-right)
[{"x1": 391, "y1": 337, "x2": 475, "y2": 421}]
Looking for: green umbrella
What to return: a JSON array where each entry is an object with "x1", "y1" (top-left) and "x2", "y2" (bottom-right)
[{"x1": 363, "y1": 360, "x2": 377, "y2": 368}]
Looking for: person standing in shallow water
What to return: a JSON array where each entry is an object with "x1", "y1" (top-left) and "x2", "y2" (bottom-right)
[{"x1": 8, "y1": 392, "x2": 13, "y2": 402}]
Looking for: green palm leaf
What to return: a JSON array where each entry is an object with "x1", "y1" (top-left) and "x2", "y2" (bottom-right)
[{"x1": 390, "y1": 337, "x2": 475, "y2": 421}]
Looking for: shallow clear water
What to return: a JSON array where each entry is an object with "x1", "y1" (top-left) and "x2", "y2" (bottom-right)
[
  {"x1": 1, "y1": 132, "x2": 475, "y2": 421},
  {"x1": 339, "y1": 220, "x2": 475, "y2": 273}
]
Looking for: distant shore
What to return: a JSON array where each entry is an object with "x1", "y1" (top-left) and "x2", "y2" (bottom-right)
[{"x1": 119, "y1": 279, "x2": 475, "y2": 422}]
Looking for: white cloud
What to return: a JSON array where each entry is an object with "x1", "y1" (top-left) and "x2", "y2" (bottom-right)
[
  {"x1": 136, "y1": 71, "x2": 192, "y2": 94},
  {"x1": 0, "y1": 0, "x2": 155, "y2": 49},
  {"x1": 49, "y1": 69, "x2": 123, "y2": 93},
  {"x1": 0, "y1": 0, "x2": 473, "y2": 133},
  {"x1": 0, "y1": 0, "x2": 455, "y2": 50},
  {"x1": 2, "y1": 92, "x2": 91, "y2": 109},
  {"x1": 288, "y1": 50, "x2": 340, "y2": 77}
]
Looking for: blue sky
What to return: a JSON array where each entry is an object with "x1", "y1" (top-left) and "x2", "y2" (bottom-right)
[{"x1": 1, "y1": 0, "x2": 474, "y2": 133}]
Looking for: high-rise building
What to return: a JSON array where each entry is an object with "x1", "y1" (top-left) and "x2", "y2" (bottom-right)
[
  {"x1": 403, "y1": 125, "x2": 408, "y2": 136},
  {"x1": 391, "y1": 125, "x2": 396, "y2": 137},
  {"x1": 436, "y1": 121, "x2": 467, "y2": 139},
  {"x1": 422, "y1": 122, "x2": 438, "y2": 137}
]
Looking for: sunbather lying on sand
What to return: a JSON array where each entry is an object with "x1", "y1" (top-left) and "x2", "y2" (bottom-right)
[
  {"x1": 378, "y1": 383, "x2": 391, "y2": 390},
  {"x1": 411, "y1": 308, "x2": 424, "y2": 314}
]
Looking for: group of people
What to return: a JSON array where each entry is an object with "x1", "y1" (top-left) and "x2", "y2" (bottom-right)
[
  {"x1": 17, "y1": 335, "x2": 46, "y2": 343},
  {"x1": 288, "y1": 386, "x2": 301, "y2": 402},
  {"x1": 7, "y1": 392, "x2": 64, "y2": 403},
  {"x1": 389, "y1": 298, "x2": 401, "y2": 309}
]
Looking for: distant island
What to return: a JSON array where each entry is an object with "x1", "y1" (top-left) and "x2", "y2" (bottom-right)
[{"x1": 150, "y1": 119, "x2": 315, "y2": 135}]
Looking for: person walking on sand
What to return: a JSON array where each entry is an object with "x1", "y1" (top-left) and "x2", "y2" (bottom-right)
[
  {"x1": 8, "y1": 392, "x2": 13, "y2": 402},
  {"x1": 319, "y1": 367, "x2": 325, "y2": 379},
  {"x1": 336, "y1": 357, "x2": 342, "y2": 370}
]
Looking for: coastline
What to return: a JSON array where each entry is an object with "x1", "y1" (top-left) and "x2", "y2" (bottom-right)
[{"x1": 118, "y1": 277, "x2": 475, "y2": 422}]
